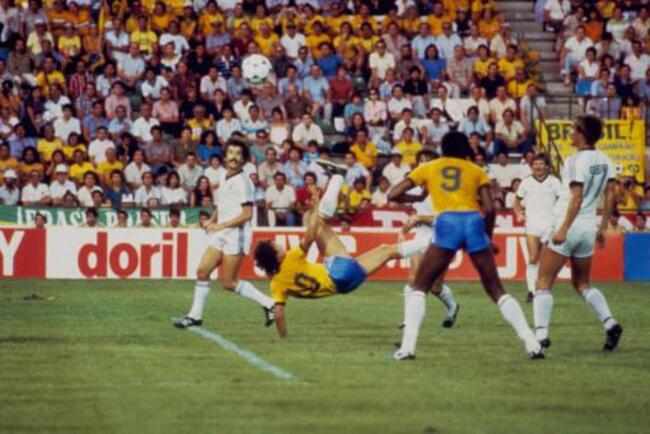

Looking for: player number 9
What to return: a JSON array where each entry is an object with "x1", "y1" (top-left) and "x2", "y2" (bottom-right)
[{"x1": 441, "y1": 167, "x2": 461, "y2": 192}]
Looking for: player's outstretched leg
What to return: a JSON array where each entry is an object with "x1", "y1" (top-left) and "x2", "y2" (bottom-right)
[
  {"x1": 533, "y1": 246, "x2": 566, "y2": 348},
  {"x1": 221, "y1": 254, "x2": 276, "y2": 327},
  {"x1": 570, "y1": 257, "x2": 623, "y2": 351},
  {"x1": 469, "y1": 248, "x2": 544, "y2": 359},
  {"x1": 398, "y1": 240, "x2": 459, "y2": 328},
  {"x1": 393, "y1": 245, "x2": 456, "y2": 360},
  {"x1": 175, "y1": 248, "x2": 222, "y2": 328},
  {"x1": 430, "y1": 275, "x2": 460, "y2": 328}
]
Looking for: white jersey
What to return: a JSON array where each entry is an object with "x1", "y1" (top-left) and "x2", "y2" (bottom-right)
[
  {"x1": 215, "y1": 170, "x2": 254, "y2": 224},
  {"x1": 412, "y1": 195, "x2": 436, "y2": 240},
  {"x1": 516, "y1": 175, "x2": 561, "y2": 222},
  {"x1": 554, "y1": 149, "x2": 615, "y2": 225}
]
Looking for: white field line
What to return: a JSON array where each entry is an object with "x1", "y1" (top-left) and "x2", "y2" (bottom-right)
[{"x1": 185, "y1": 325, "x2": 299, "y2": 382}]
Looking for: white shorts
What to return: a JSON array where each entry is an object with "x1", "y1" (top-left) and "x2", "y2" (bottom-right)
[
  {"x1": 526, "y1": 219, "x2": 552, "y2": 239},
  {"x1": 548, "y1": 223, "x2": 596, "y2": 258},
  {"x1": 206, "y1": 226, "x2": 252, "y2": 256}
]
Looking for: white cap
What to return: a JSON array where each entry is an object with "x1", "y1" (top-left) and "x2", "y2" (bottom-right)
[
  {"x1": 3, "y1": 169, "x2": 17, "y2": 178},
  {"x1": 35, "y1": 18, "x2": 46, "y2": 25},
  {"x1": 390, "y1": 148, "x2": 403, "y2": 156},
  {"x1": 55, "y1": 164, "x2": 69, "y2": 173}
]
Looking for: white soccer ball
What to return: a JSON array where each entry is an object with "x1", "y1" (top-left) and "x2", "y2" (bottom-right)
[{"x1": 242, "y1": 54, "x2": 273, "y2": 85}]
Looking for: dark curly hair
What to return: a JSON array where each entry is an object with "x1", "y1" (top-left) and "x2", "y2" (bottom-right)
[
  {"x1": 224, "y1": 135, "x2": 251, "y2": 162},
  {"x1": 254, "y1": 240, "x2": 281, "y2": 276}
]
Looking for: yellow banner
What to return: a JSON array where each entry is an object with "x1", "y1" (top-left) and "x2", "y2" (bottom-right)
[{"x1": 538, "y1": 120, "x2": 646, "y2": 183}]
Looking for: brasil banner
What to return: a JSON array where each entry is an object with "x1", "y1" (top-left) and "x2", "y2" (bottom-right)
[
  {"x1": 538, "y1": 119, "x2": 646, "y2": 183},
  {"x1": 0, "y1": 206, "x2": 210, "y2": 227}
]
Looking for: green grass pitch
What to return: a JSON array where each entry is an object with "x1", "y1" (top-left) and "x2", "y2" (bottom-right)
[{"x1": 1, "y1": 279, "x2": 649, "y2": 434}]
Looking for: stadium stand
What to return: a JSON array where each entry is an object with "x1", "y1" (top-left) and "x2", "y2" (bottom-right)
[{"x1": 0, "y1": 0, "x2": 647, "y2": 230}]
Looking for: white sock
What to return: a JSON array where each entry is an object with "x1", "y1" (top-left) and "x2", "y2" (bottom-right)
[
  {"x1": 498, "y1": 294, "x2": 539, "y2": 353},
  {"x1": 526, "y1": 263, "x2": 538, "y2": 294},
  {"x1": 402, "y1": 284, "x2": 413, "y2": 325},
  {"x1": 583, "y1": 288, "x2": 617, "y2": 330},
  {"x1": 319, "y1": 174, "x2": 344, "y2": 218},
  {"x1": 437, "y1": 284, "x2": 458, "y2": 313},
  {"x1": 398, "y1": 238, "x2": 424, "y2": 258},
  {"x1": 400, "y1": 290, "x2": 426, "y2": 354},
  {"x1": 533, "y1": 289, "x2": 553, "y2": 340},
  {"x1": 187, "y1": 280, "x2": 211, "y2": 320},
  {"x1": 235, "y1": 280, "x2": 274, "y2": 309}
]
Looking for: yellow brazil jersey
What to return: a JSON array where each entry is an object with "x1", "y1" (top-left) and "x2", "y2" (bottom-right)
[
  {"x1": 270, "y1": 246, "x2": 336, "y2": 304},
  {"x1": 151, "y1": 12, "x2": 173, "y2": 32},
  {"x1": 181, "y1": 18, "x2": 197, "y2": 39},
  {"x1": 358, "y1": 35, "x2": 379, "y2": 54},
  {"x1": 351, "y1": 16, "x2": 379, "y2": 33},
  {"x1": 401, "y1": 17, "x2": 421, "y2": 36},
  {"x1": 408, "y1": 157, "x2": 489, "y2": 213},
  {"x1": 333, "y1": 35, "x2": 359, "y2": 60},
  {"x1": 250, "y1": 16, "x2": 274, "y2": 34},
  {"x1": 199, "y1": 12, "x2": 225, "y2": 36}
]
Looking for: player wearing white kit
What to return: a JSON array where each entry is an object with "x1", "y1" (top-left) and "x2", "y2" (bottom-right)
[
  {"x1": 174, "y1": 137, "x2": 275, "y2": 328},
  {"x1": 534, "y1": 115, "x2": 622, "y2": 352},
  {"x1": 397, "y1": 151, "x2": 459, "y2": 328},
  {"x1": 513, "y1": 154, "x2": 561, "y2": 302}
]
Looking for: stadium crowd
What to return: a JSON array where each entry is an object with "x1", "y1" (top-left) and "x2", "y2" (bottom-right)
[{"x1": 0, "y1": 0, "x2": 647, "y2": 229}]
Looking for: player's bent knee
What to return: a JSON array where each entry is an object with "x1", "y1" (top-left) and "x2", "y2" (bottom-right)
[
  {"x1": 221, "y1": 279, "x2": 238, "y2": 292},
  {"x1": 196, "y1": 268, "x2": 211, "y2": 281}
]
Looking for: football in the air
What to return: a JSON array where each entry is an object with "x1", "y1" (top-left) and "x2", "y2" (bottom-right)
[{"x1": 242, "y1": 54, "x2": 273, "y2": 84}]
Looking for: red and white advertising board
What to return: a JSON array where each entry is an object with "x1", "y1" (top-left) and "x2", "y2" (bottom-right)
[{"x1": 0, "y1": 227, "x2": 624, "y2": 281}]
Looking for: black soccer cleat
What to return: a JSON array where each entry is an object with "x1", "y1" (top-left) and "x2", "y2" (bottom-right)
[
  {"x1": 442, "y1": 303, "x2": 460, "y2": 328},
  {"x1": 539, "y1": 338, "x2": 551, "y2": 349},
  {"x1": 397, "y1": 323, "x2": 405, "y2": 330},
  {"x1": 529, "y1": 350, "x2": 545, "y2": 360},
  {"x1": 263, "y1": 307, "x2": 275, "y2": 327},
  {"x1": 526, "y1": 292, "x2": 534, "y2": 303},
  {"x1": 315, "y1": 159, "x2": 347, "y2": 178},
  {"x1": 603, "y1": 324, "x2": 623, "y2": 351},
  {"x1": 174, "y1": 316, "x2": 202, "y2": 328}
]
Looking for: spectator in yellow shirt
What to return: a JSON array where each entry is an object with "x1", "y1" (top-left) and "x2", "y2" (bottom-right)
[
  {"x1": 478, "y1": 8, "x2": 501, "y2": 41},
  {"x1": 250, "y1": 4, "x2": 274, "y2": 33},
  {"x1": 498, "y1": 45, "x2": 525, "y2": 81},
  {"x1": 473, "y1": 45, "x2": 496, "y2": 80},
  {"x1": 62, "y1": 132, "x2": 87, "y2": 160},
  {"x1": 69, "y1": 149, "x2": 96, "y2": 185},
  {"x1": 58, "y1": 24, "x2": 82, "y2": 59},
  {"x1": 305, "y1": 21, "x2": 331, "y2": 58},
  {"x1": 199, "y1": 1, "x2": 225, "y2": 37},
  {"x1": 349, "y1": 130, "x2": 378, "y2": 170},
  {"x1": 427, "y1": 2, "x2": 454, "y2": 37},
  {"x1": 507, "y1": 67, "x2": 532, "y2": 100},
  {"x1": 96, "y1": 147, "x2": 124, "y2": 186},
  {"x1": 395, "y1": 127, "x2": 423, "y2": 166},
  {"x1": 35, "y1": 57, "x2": 66, "y2": 98},
  {"x1": 151, "y1": 1, "x2": 174, "y2": 34},
  {"x1": 37, "y1": 125, "x2": 64, "y2": 162},
  {"x1": 347, "y1": 177, "x2": 372, "y2": 213},
  {"x1": 130, "y1": 16, "x2": 158, "y2": 56},
  {"x1": 255, "y1": 22, "x2": 279, "y2": 57}
]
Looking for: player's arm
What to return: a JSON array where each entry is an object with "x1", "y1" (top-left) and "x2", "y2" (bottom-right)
[
  {"x1": 387, "y1": 178, "x2": 427, "y2": 203},
  {"x1": 478, "y1": 184, "x2": 496, "y2": 240},
  {"x1": 513, "y1": 196, "x2": 525, "y2": 222},
  {"x1": 553, "y1": 183, "x2": 583, "y2": 245},
  {"x1": 274, "y1": 304, "x2": 287, "y2": 337},
  {"x1": 596, "y1": 180, "x2": 616, "y2": 248}
]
